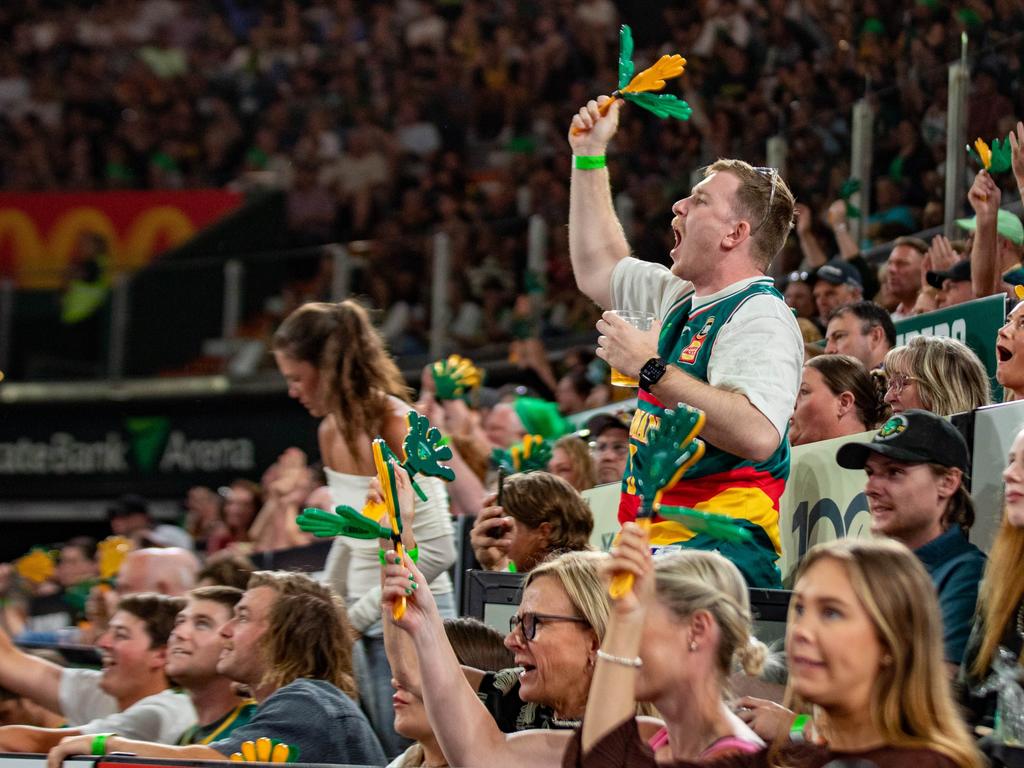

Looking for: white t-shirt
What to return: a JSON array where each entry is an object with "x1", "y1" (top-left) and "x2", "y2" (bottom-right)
[
  {"x1": 59, "y1": 668, "x2": 197, "y2": 743},
  {"x1": 322, "y1": 471, "x2": 455, "y2": 634},
  {"x1": 610, "y1": 257, "x2": 803, "y2": 440}
]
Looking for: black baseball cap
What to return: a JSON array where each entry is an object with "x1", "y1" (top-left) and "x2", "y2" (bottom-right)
[
  {"x1": 581, "y1": 411, "x2": 632, "y2": 440},
  {"x1": 810, "y1": 258, "x2": 863, "y2": 290},
  {"x1": 926, "y1": 259, "x2": 971, "y2": 290},
  {"x1": 835, "y1": 410, "x2": 969, "y2": 473}
]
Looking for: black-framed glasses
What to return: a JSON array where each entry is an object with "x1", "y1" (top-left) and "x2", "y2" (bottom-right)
[
  {"x1": 750, "y1": 167, "x2": 779, "y2": 237},
  {"x1": 509, "y1": 612, "x2": 589, "y2": 641}
]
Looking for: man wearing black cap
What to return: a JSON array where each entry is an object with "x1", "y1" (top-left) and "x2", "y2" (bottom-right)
[
  {"x1": 836, "y1": 410, "x2": 985, "y2": 668},
  {"x1": 810, "y1": 257, "x2": 863, "y2": 328},
  {"x1": 926, "y1": 259, "x2": 974, "y2": 310},
  {"x1": 583, "y1": 412, "x2": 631, "y2": 485}
]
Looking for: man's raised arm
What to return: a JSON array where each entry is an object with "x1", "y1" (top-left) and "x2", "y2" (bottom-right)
[
  {"x1": 568, "y1": 96, "x2": 629, "y2": 309},
  {"x1": 0, "y1": 625, "x2": 65, "y2": 715}
]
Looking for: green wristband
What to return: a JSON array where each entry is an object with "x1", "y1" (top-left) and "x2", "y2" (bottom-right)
[
  {"x1": 789, "y1": 714, "x2": 811, "y2": 743},
  {"x1": 91, "y1": 733, "x2": 115, "y2": 756},
  {"x1": 573, "y1": 155, "x2": 606, "y2": 170}
]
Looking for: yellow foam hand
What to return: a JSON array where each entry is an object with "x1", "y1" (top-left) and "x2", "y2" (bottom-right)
[
  {"x1": 230, "y1": 737, "x2": 298, "y2": 762},
  {"x1": 621, "y1": 54, "x2": 687, "y2": 95},
  {"x1": 15, "y1": 549, "x2": 55, "y2": 584},
  {"x1": 97, "y1": 536, "x2": 132, "y2": 581},
  {"x1": 975, "y1": 137, "x2": 993, "y2": 170}
]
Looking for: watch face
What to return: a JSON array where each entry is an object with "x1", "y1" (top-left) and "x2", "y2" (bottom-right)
[{"x1": 640, "y1": 358, "x2": 667, "y2": 391}]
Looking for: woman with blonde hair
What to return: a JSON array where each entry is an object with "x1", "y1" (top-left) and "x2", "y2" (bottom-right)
[
  {"x1": 570, "y1": 537, "x2": 983, "y2": 768},
  {"x1": 272, "y1": 299, "x2": 456, "y2": 756},
  {"x1": 578, "y1": 523, "x2": 766, "y2": 762},
  {"x1": 883, "y1": 335, "x2": 990, "y2": 416},
  {"x1": 382, "y1": 547, "x2": 660, "y2": 768},
  {"x1": 547, "y1": 435, "x2": 597, "y2": 492},
  {"x1": 962, "y1": 424, "x2": 1024, "y2": 727}
]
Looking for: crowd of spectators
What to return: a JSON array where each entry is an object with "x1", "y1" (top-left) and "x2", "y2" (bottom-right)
[
  {"x1": 4, "y1": 0, "x2": 1024, "y2": 358},
  {"x1": 4, "y1": 1, "x2": 1024, "y2": 766}
]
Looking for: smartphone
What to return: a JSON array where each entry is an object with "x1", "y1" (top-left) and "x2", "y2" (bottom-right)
[{"x1": 497, "y1": 467, "x2": 507, "y2": 507}]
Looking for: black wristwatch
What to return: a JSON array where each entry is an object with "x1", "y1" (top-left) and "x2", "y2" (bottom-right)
[{"x1": 639, "y1": 357, "x2": 668, "y2": 393}]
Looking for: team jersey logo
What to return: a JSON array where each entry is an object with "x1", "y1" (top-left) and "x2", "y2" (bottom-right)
[{"x1": 678, "y1": 316, "x2": 715, "y2": 364}]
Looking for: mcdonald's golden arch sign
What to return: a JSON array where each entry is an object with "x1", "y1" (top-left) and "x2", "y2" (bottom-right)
[{"x1": 0, "y1": 191, "x2": 242, "y2": 289}]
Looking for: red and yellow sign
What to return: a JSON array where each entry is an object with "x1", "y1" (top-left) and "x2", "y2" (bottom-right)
[{"x1": 0, "y1": 190, "x2": 242, "y2": 289}]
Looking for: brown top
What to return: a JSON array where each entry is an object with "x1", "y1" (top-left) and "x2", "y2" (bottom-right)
[{"x1": 562, "y1": 718, "x2": 960, "y2": 768}]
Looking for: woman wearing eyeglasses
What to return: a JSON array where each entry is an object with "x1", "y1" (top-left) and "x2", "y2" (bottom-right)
[
  {"x1": 882, "y1": 336, "x2": 990, "y2": 416},
  {"x1": 382, "y1": 549, "x2": 661, "y2": 768}
]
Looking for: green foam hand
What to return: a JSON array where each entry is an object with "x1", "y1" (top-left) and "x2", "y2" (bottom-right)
[
  {"x1": 403, "y1": 411, "x2": 455, "y2": 483},
  {"x1": 297, "y1": 505, "x2": 393, "y2": 540},
  {"x1": 431, "y1": 354, "x2": 483, "y2": 401},
  {"x1": 632, "y1": 404, "x2": 706, "y2": 517},
  {"x1": 839, "y1": 178, "x2": 861, "y2": 219},
  {"x1": 617, "y1": 24, "x2": 635, "y2": 89},
  {"x1": 657, "y1": 506, "x2": 754, "y2": 544},
  {"x1": 967, "y1": 137, "x2": 1012, "y2": 174},
  {"x1": 623, "y1": 91, "x2": 693, "y2": 120},
  {"x1": 492, "y1": 434, "x2": 552, "y2": 475}
]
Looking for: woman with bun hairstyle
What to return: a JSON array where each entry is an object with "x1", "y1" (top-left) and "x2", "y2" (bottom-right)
[
  {"x1": 789, "y1": 354, "x2": 888, "y2": 446},
  {"x1": 272, "y1": 299, "x2": 456, "y2": 757},
  {"x1": 574, "y1": 522, "x2": 766, "y2": 763},
  {"x1": 589, "y1": 538, "x2": 982, "y2": 768}
]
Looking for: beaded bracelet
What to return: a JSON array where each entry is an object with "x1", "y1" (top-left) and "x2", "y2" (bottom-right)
[{"x1": 596, "y1": 649, "x2": 643, "y2": 668}]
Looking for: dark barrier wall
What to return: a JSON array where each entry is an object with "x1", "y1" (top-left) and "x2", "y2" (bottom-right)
[{"x1": 0, "y1": 390, "x2": 319, "y2": 500}]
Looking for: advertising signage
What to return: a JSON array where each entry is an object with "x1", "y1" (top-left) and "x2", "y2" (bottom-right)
[{"x1": 0, "y1": 391, "x2": 318, "y2": 500}]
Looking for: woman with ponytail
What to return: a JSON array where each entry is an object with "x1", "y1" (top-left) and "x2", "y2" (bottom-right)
[
  {"x1": 272, "y1": 300, "x2": 456, "y2": 758},
  {"x1": 574, "y1": 522, "x2": 766, "y2": 763}
]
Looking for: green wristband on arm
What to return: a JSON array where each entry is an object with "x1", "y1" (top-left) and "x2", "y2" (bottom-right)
[
  {"x1": 573, "y1": 155, "x2": 606, "y2": 170},
  {"x1": 91, "y1": 733, "x2": 116, "y2": 756}
]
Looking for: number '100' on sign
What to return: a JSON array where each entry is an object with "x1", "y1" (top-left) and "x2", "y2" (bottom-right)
[{"x1": 790, "y1": 493, "x2": 870, "y2": 563}]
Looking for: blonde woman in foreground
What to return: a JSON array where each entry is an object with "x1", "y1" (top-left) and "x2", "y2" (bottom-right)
[
  {"x1": 576, "y1": 522, "x2": 766, "y2": 762},
  {"x1": 566, "y1": 537, "x2": 982, "y2": 768}
]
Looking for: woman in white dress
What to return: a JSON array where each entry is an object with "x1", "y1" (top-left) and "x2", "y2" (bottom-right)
[{"x1": 273, "y1": 299, "x2": 456, "y2": 758}]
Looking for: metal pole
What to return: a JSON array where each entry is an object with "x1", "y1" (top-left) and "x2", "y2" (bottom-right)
[
  {"x1": 527, "y1": 215, "x2": 547, "y2": 277},
  {"x1": 0, "y1": 278, "x2": 13, "y2": 377},
  {"x1": 429, "y1": 231, "x2": 451, "y2": 358},
  {"x1": 328, "y1": 243, "x2": 352, "y2": 301},
  {"x1": 944, "y1": 37, "x2": 970, "y2": 238},
  {"x1": 107, "y1": 274, "x2": 129, "y2": 380},
  {"x1": 850, "y1": 99, "x2": 874, "y2": 246},
  {"x1": 222, "y1": 259, "x2": 244, "y2": 340},
  {"x1": 766, "y1": 135, "x2": 788, "y2": 180}
]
